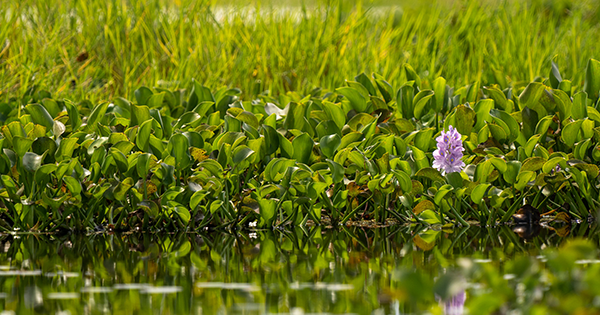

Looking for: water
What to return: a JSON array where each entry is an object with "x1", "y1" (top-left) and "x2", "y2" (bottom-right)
[{"x1": 0, "y1": 223, "x2": 597, "y2": 314}]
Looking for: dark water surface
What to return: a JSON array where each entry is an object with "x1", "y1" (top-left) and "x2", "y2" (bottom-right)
[{"x1": 0, "y1": 223, "x2": 598, "y2": 314}]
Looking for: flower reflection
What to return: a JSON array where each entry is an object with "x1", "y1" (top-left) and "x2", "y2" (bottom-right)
[{"x1": 439, "y1": 290, "x2": 466, "y2": 315}]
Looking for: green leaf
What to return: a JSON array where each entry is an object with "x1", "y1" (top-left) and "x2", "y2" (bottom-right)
[
  {"x1": 553, "y1": 89, "x2": 572, "y2": 121},
  {"x1": 519, "y1": 82, "x2": 545, "y2": 115},
  {"x1": 262, "y1": 125, "x2": 280, "y2": 156},
  {"x1": 292, "y1": 133, "x2": 313, "y2": 164},
  {"x1": 130, "y1": 104, "x2": 152, "y2": 127},
  {"x1": 25, "y1": 104, "x2": 54, "y2": 130},
  {"x1": 432, "y1": 77, "x2": 446, "y2": 113},
  {"x1": 414, "y1": 128, "x2": 434, "y2": 152},
  {"x1": 524, "y1": 135, "x2": 541, "y2": 157},
  {"x1": 235, "y1": 110, "x2": 259, "y2": 130},
  {"x1": 454, "y1": 104, "x2": 476, "y2": 135},
  {"x1": 232, "y1": 145, "x2": 255, "y2": 164},
  {"x1": 572, "y1": 91, "x2": 588, "y2": 120},
  {"x1": 22, "y1": 152, "x2": 43, "y2": 172},
  {"x1": 521, "y1": 157, "x2": 547, "y2": 172},
  {"x1": 174, "y1": 112, "x2": 201, "y2": 130},
  {"x1": 473, "y1": 99, "x2": 494, "y2": 132},
  {"x1": 397, "y1": 82, "x2": 415, "y2": 119},
  {"x1": 138, "y1": 200, "x2": 159, "y2": 218},
  {"x1": 445, "y1": 171, "x2": 463, "y2": 189},
  {"x1": 169, "y1": 134, "x2": 191, "y2": 170},
  {"x1": 337, "y1": 87, "x2": 367, "y2": 112},
  {"x1": 12, "y1": 136, "x2": 34, "y2": 158},
  {"x1": 339, "y1": 132, "x2": 363, "y2": 150},
  {"x1": 34, "y1": 164, "x2": 57, "y2": 184},
  {"x1": 413, "y1": 90, "x2": 434, "y2": 119},
  {"x1": 198, "y1": 159, "x2": 223, "y2": 178},
  {"x1": 521, "y1": 107, "x2": 539, "y2": 140},
  {"x1": 374, "y1": 76, "x2": 394, "y2": 103},
  {"x1": 575, "y1": 139, "x2": 592, "y2": 160},
  {"x1": 326, "y1": 159, "x2": 344, "y2": 183},
  {"x1": 63, "y1": 176, "x2": 82, "y2": 195},
  {"x1": 483, "y1": 85, "x2": 508, "y2": 111},
  {"x1": 87, "y1": 102, "x2": 109, "y2": 132},
  {"x1": 515, "y1": 171, "x2": 535, "y2": 190},
  {"x1": 490, "y1": 109, "x2": 519, "y2": 141},
  {"x1": 171, "y1": 203, "x2": 191, "y2": 223},
  {"x1": 136, "y1": 119, "x2": 153, "y2": 152},
  {"x1": 535, "y1": 115, "x2": 553, "y2": 136},
  {"x1": 471, "y1": 183, "x2": 490, "y2": 204},
  {"x1": 355, "y1": 73, "x2": 377, "y2": 96},
  {"x1": 583, "y1": 58, "x2": 600, "y2": 100},
  {"x1": 487, "y1": 123, "x2": 507, "y2": 142},
  {"x1": 64, "y1": 101, "x2": 82, "y2": 131},
  {"x1": 419, "y1": 209, "x2": 440, "y2": 225},
  {"x1": 135, "y1": 87, "x2": 154, "y2": 105},
  {"x1": 562, "y1": 119, "x2": 584, "y2": 148},
  {"x1": 41, "y1": 98, "x2": 61, "y2": 117},
  {"x1": 282, "y1": 102, "x2": 306, "y2": 131},
  {"x1": 52, "y1": 121, "x2": 65, "y2": 138},
  {"x1": 110, "y1": 148, "x2": 129, "y2": 173},
  {"x1": 136, "y1": 153, "x2": 152, "y2": 178},
  {"x1": 113, "y1": 177, "x2": 134, "y2": 201},
  {"x1": 434, "y1": 184, "x2": 453, "y2": 206},
  {"x1": 549, "y1": 60, "x2": 563, "y2": 89},
  {"x1": 278, "y1": 133, "x2": 294, "y2": 158},
  {"x1": 542, "y1": 157, "x2": 566, "y2": 174},
  {"x1": 147, "y1": 92, "x2": 165, "y2": 108},
  {"x1": 347, "y1": 113, "x2": 377, "y2": 131},
  {"x1": 415, "y1": 168, "x2": 445, "y2": 183},
  {"x1": 258, "y1": 199, "x2": 277, "y2": 225},
  {"x1": 322, "y1": 101, "x2": 346, "y2": 130},
  {"x1": 320, "y1": 134, "x2": 341, "y2": 158},
  {"x1": 488, "y1": 157, "x2": 507, "y2": 173}
]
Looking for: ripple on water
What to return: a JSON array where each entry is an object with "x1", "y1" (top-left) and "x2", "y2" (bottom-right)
[
  {"x1": 141, "y1": 286, "x2": 182, "y2": 294},
  {"x1": 0, "y1": 270, "x2": 42, "y2": 276},
  {"x1": 113, "y1": 284, "x2": 150, "y2": 290},
  {"x1": 196, "y1": 282, "x2": 260, "y2": 292},
  {"x1": 46, "y1": 292, "x2": 80, "y2": 299}
]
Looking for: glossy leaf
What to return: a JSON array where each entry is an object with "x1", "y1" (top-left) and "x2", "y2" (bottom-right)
[
  {"x1": 292, "y1": 133, "x2": 313, "y2": 164},
  {"x1": 583, "y1": 58, "x2": 600, "y2": 100},
  {"x1": 25, "y1": 104, "x2": 54, "y2": 130},
  {"x1": 320, "y1": 134, "x2": 341, "y2": 159},
  {"x1": 169, "y1": 134, "x2": 191, "y2": 170}
]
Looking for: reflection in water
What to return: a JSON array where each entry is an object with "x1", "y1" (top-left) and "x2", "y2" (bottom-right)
[
  {"x1": 441, "y1": 291, "x2": 466, "y2": 315},
  {"x1": 0, "y1": 223, "x2": 595, "y2": 314}
]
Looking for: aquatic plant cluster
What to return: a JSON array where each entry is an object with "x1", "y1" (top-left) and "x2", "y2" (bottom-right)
[{"x1": 0, "y1": 59, "x2": 599, "y2": 232}]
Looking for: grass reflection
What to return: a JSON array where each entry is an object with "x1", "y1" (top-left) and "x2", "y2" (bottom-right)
[{"x1": 0, "y1": 223, "x2": 597, "y2": 314}]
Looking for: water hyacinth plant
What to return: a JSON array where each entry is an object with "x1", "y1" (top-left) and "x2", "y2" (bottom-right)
[
  {"x1": 0, "y1": 58, "x2": 598, "y2": 231},
  {"x1": 433, "y1": 126, "x2": 465, "y2": 175}
]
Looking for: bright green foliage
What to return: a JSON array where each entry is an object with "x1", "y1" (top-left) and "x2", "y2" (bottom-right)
[{"x1": 1, "y1": 59, "x2": 600, "y2": 231}]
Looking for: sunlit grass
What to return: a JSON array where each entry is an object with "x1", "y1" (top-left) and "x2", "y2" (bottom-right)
[{"x1": 0, "y1": 0, "x2": 599, "y2": 102}]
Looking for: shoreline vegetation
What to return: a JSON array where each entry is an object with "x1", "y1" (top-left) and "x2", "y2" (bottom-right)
[
  {"x1": 0, "y1": 0, "x2": 599, "y2": 233},
  {"x1": 0, "y1": 58, "x2": 598, "y2": 232}
]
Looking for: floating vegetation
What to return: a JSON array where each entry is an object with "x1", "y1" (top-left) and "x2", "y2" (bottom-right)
[{"x1": 0, "y1": 59, "x2": 600, "y2": 232}]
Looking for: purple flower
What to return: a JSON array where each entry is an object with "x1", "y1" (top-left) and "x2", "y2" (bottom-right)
[
  {"x1": 432, "y1": 126, "x2": 465, "y2": 175},
  {"x1": 550, "y1": 164, "x2": 561, "y2": 175}
]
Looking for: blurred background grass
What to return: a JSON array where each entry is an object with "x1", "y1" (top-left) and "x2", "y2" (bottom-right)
[{"x1": 0, "y1": 0, "x2": 599, "y2": 102}]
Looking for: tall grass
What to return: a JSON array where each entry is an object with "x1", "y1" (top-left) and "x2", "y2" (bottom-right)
[{"x1": 1, "y1": 0, "x2": 599, "y2": 103}]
